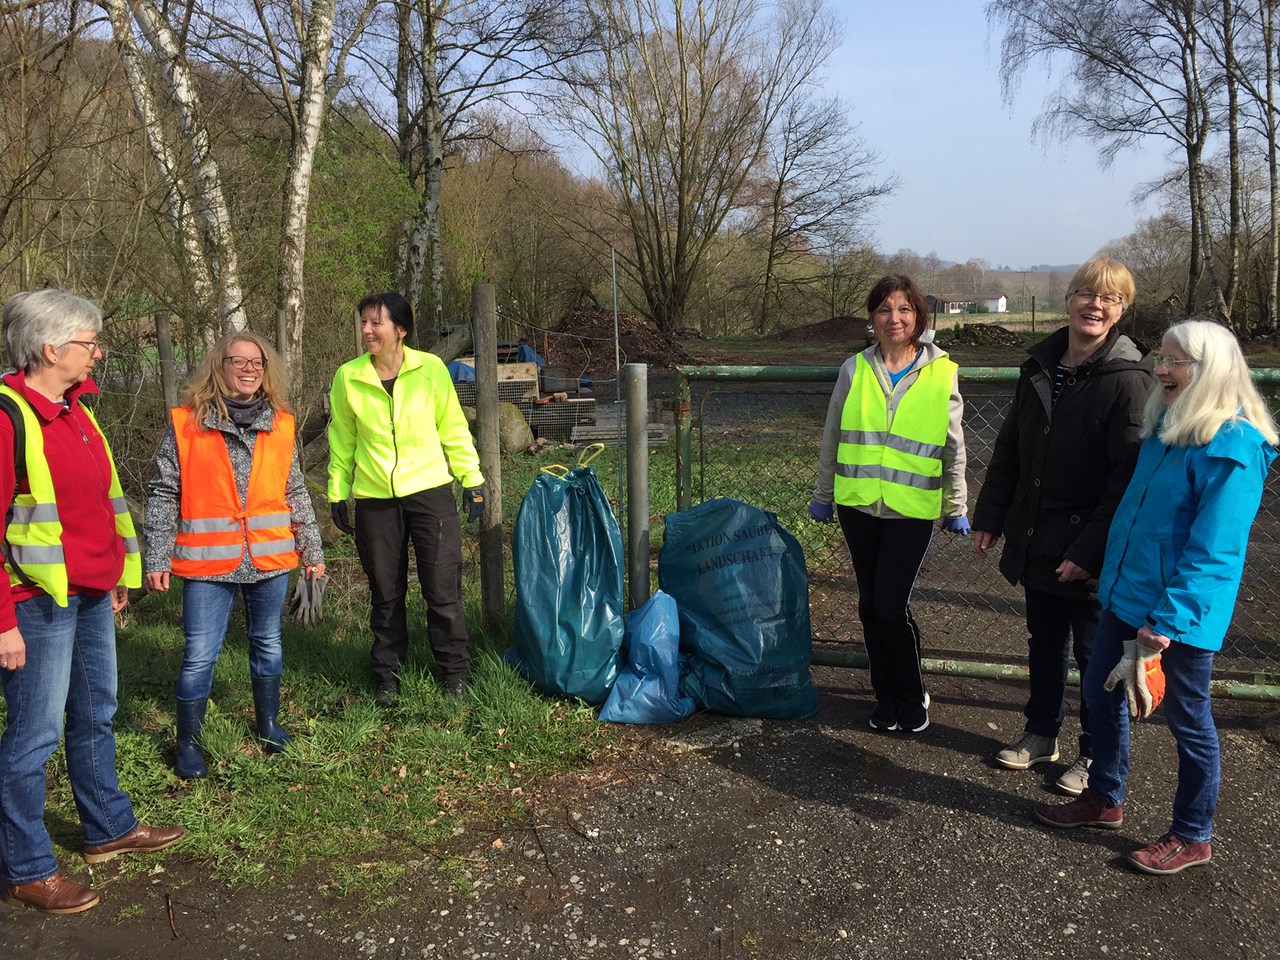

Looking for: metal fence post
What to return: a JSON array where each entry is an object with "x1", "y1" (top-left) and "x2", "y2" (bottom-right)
[{"x1": 624, "y1": 363, "x2": 650, "y2": 609}]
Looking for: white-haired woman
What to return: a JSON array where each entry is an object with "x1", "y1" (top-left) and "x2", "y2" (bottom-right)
[
  {"x1": 0, "y1": 290, "x2": 182, "y2": 915},
  {"x1": 1035, "y1": 319, "x2": 1277, "y2": 877}
]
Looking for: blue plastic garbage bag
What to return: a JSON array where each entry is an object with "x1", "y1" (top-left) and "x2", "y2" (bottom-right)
[
  {"x1": 509, "y1": 464, "x2": 624, "y2": 705},
  {"x1": 599, "y1": 591, "x2": 696, "y2": 724},
  {"x1": 658, "y1": 497, "x2": 819, "y2": 719}
]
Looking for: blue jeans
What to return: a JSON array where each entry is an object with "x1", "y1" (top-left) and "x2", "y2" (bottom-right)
[
  {"x1": 177, "y1": 574, "x2": 290, "y2": 701},
  {"x1": 0, "y1": 592, "x2": 139, "y2": 884},
  {"x1": 1084, "y1": 610, "x2": 1219, "y2": 843}
]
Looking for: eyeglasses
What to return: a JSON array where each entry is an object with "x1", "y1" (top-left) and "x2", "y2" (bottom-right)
[
  {"x1": 1072, "y1": 289, "x2": 1125, "y2": 307},
  {"x1": 224, "y1": 356, "x2": 266, "y2": 371},
  {"x1": 65, "y1": 339, "x2": 107, "y2": 358},
  {"x1": 1154, "y1": 354, "x2": 1197, "y2": 368}
]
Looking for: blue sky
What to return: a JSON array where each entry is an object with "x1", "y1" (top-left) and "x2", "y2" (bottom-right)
[{"x1": 826, "y1": 2, "x2": 1171, "y2": 268}]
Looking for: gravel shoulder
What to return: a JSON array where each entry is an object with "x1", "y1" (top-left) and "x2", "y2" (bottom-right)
[{"x1": 4, "y1": 666, "x2": 1278, "y2": 960}]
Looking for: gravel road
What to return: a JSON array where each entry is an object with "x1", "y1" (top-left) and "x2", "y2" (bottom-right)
[{"x1": 4, "y1": 666, "x2": 1277, "y2": 960}]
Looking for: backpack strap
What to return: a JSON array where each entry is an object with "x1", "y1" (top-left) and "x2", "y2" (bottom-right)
[{"x1": 0, "y1": 393, "x2": 27, "y2": 492}]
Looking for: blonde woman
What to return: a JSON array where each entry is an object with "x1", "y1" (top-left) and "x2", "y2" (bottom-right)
[
  {"x1": 1035, "y1": 319, "x2": 1277, "y2": 876},
  {"x1": 144, "y1": 332, "x2": 325, "y2": 778}
]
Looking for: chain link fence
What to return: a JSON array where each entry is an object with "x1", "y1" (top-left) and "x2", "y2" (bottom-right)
[{"x1": 674, "y1": 366, "x2": 1280, "y2": 684}]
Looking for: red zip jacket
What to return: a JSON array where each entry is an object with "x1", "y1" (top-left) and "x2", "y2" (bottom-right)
[{"x1": 0, "y1": 371, "x2": 125, "y2": 632}]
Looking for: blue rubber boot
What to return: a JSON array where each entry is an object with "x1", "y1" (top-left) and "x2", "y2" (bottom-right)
[
  {"x1": 175, "y1": 698, "x2": 208, "y2": 778},
  {"x1": 252, "y1": 675, "x2": 291, "y2": 753}
]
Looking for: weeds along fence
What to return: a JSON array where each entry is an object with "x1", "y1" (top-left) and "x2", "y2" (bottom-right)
[{"x1": 674, "y1": 365, "x2": 1280, "y2": 692}]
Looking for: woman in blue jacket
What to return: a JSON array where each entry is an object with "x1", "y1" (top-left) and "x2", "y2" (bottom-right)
[{"x1": 1034, "y1": 319, "x2": 1277, "y2": 876}]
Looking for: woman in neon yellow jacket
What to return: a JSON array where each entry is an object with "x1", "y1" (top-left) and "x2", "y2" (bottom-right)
[
  {"x1": 810, "y1": 275, "x2": 968, "y2": 734},
  {"x1": 327, "y1": 292, "x2": 485, "y2": 707}
]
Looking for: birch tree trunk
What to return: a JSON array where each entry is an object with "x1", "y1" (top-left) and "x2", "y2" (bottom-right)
[
  {"x1": 125, "y1": 0, "x2": 248, "y2": 332},
  {"x1": 101, "y1": 0, "x2": 216, "y2": 322},
  {"x1": 273, "y1": 0, "x2": 338, "y2": 368}
]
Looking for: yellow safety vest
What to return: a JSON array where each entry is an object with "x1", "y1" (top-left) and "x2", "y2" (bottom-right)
[
  {"x1": 1, "y1": 384, "x2": 141, "y2": 602},
  {"x1": 834, "y1": 354, "x2": 956, "y2": 519}
]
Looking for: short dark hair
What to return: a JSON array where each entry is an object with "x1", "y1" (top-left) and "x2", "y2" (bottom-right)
[
  {"x1": 356, "y1": 291, "x2": 414, "y2": 338},
  {"x1": 865, "y1": 275, "x2": 931, "y2": 346}
]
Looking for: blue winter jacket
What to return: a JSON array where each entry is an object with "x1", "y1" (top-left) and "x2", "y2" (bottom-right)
[{"x1": 1099, "y1": 419, "x2": 1276, "y2": 651}]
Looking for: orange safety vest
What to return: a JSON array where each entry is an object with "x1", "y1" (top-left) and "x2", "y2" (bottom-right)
[{"x1": 170, "y1": 406, "x2": 299, "y2": 577}]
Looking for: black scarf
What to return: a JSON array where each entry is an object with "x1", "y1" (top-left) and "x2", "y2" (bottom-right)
[{"x1": 222, "y1": 394, "x2": 267, "y2": 429}]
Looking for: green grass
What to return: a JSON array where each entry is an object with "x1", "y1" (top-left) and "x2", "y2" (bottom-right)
[{"x1": 7, "y1": 523, "x2": 616, "y2": 903}]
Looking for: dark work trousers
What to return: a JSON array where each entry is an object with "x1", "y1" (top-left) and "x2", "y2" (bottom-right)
[
  {"x1": 1023, "y1": 586, "x2": 1097, "y2": 757},
  {"x1": 354, "y1": 484, "x2": 469, "y2": 687},
  {"x1": 836, "y1": 506, "x2": 934, "y2": 719}
]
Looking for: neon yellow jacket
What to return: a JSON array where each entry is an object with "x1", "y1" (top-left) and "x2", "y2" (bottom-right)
[{"x1": 327, "y1": 346, "x2": 484, "y2": 501}]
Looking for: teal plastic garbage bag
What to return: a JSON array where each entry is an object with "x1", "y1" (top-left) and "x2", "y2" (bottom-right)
[
  {"x1": 658, "y1": 497, "x2": 818, "y2": 719},
  {"x1": 509, "y1": 466, "x2": 624, "y2": 705},
  {"x1": 599, "y1": 591, "x2": 696, "y2": 724}
]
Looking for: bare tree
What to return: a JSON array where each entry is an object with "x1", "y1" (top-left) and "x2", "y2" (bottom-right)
[
  {"x1": 747, "y1": 95, "x2": 896, "y2": 332},
  {"x1": 352, "y1": 0, "x2": 596, "y2": 343},
  {"x1": 1225, "y1": 0, "x2": 1280, "y2": 328},
  {"x1": 557, "y1": 0, "x2": 840, "y2": 333},
  {"x1": 107, "y1": 0, "x2": 249, "y2": 332},
  {"x1": 988, "y1": 0, "x2": 1224, "y2": 320}
]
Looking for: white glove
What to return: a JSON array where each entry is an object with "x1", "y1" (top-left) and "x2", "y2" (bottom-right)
[{"x1": 1103, "y1": 639, "x2": 1164, "y2": 719}]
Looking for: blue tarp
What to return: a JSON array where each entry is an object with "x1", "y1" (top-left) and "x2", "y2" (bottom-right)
[{"x1": 446, "y1": 360, "x2": 476, "y2": 383}]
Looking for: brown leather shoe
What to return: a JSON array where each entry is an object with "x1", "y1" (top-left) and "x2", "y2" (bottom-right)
[
  {"x1": 83, "y1": 822, "x2": 185, "y2": 864},
  {"x1": 7, "y1": 873, "x2": 100, "y2": 914}
]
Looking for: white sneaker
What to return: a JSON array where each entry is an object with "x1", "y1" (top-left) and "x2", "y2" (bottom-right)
[
  {"x1": 994, "y1": 731, "x2": 1059, "y2": 770},
  {"x1": 1054, "y1": 755, "x2": 1092, "y2": 796}
]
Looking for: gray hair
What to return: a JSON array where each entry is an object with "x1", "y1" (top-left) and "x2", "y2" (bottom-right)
[{"x1": 2, "y1": 289, "x2": 103, "y2": 373}]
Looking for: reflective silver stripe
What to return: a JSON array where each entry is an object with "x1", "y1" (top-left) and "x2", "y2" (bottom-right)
[
  {"x1": 174, "y1": 544, "x2": 243, "y2": 561},
  {"x1": 836, "y1": 462, "x2": 942, "y2": 490},
  {"x1": 247, "y1": 512, "x2": 292, "y2": 530},
  {"x1": 8, "y1": 544, "x2": 65, "y2": 565},
  {"x1": 839, "y1": 430, "x2": 944, "y2": 460},
  {"x1": 122, "y1": 536, "x2": 140, "y2": 552},
  {"x1": 250, "y1": 537, "x2": 296, "y2": 557},
  {"x1": 178, "y1": 517, "x2": 238, "y2": 534},
  {"x1": 9, "y1": 503, "x2": 60, "y2": 525},
  {"x1": 111, "y1": 496, "x2": 129, "y2": 513}
]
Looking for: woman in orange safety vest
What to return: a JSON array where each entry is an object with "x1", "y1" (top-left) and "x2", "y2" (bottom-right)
[{"x1": 143, "y1": 332, "x2": 325, "y2": 778}]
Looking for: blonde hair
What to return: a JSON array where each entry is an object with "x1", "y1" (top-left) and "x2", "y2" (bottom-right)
[
  {"x1": 1142, "y1": 319, "x2": 1278, "y2": 447},
  {"x1": 1065, "y1": 257, "x2": 1136, "y2": 309},
  {"x1": 182, "y1": 331, "x2": 290, "y2": 428}
]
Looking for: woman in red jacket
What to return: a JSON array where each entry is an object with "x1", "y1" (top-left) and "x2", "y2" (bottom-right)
[{"x1": 0, "y1": 290, "x2": 183, "y2": 915}]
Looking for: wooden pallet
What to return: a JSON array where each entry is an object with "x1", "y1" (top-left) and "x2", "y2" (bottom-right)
[{"x1": 571, "y1": 421, "x2": 670, "y2": 445}]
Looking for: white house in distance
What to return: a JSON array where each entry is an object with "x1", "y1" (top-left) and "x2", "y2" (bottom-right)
[{"x1": 928, "y1": 293, "x2": 1009, "y2": 314}]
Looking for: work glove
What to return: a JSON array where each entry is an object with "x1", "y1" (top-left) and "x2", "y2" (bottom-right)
[
  {"x1": 808, "y1": 499, "x2": 835, "y2": 524},
  {"x1": 1103, "y1": 639, "x2": 1167, "y2": 720},
  {"x1": 462, "y1": 486, "x2": 485, "y2": 522},
  {"x1": 942, "y1": 516, "x2": 971, "y2": 536},
  {"x1": 330, "y1": 501, "x2": 353, "y2": 536},
  {"x1": 287, "y1": 572, "x2": 328, "y2": 627}
]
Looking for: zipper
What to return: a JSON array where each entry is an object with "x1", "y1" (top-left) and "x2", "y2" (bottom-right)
[
  {"x1": 387, "y1": 387, "x2": 399, "y2": 499},
  {"x1": 74, "y1": 409, "x2": 114, "y2": 525}
]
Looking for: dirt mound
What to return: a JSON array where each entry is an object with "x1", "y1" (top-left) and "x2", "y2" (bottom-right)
[
  {"x1": 528, "y1": 307, "x2": 696, "y2": 376},
  {"x1": 943, "y1": 322, "x2": 1024, "y2": 347},
  {"x1": 768, "y1": 316, "x2": 869, "y2": 342}
]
